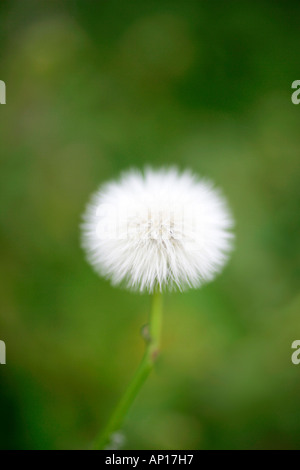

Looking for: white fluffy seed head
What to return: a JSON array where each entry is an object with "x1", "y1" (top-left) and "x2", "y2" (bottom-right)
[{"x1": 81, "y1": 167, "x2": 234, "y2": 293}]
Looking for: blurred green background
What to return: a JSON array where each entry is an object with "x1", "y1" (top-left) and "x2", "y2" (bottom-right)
[{"x1": 1, "y1": 0, "x2": 300, "y2": 450}]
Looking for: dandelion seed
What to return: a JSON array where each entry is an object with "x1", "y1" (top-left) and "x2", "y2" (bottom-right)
[{"x1": 81, "y1": 167, "x2": 234, "y2": 293}]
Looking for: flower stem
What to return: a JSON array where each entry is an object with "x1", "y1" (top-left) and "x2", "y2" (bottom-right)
[{"x1": 93, "y1": 290, "x2": 163, "y2": 450}]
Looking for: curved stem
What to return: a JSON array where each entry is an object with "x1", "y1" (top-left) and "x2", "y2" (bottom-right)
[{"x1": 93, "y1": 290, "x2": 163, "y2": 450}]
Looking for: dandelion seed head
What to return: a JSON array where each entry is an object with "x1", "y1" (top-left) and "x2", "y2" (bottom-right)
[{"x1": 81, "y1": 167, "x2": 234, "y2": 293}]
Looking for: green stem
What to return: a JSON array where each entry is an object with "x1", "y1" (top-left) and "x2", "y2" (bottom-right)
[{"x1": 93, "y1": 290, "x2": 163, "y2": 450}]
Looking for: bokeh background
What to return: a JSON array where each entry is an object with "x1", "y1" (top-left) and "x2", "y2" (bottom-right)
[{"x1": 1, "y1": 0, "x2": 300, "y2": 450}]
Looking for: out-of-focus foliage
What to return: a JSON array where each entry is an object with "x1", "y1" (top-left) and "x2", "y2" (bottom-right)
[{"x1": 0, "y1": 0, "x2": 300, "y2": 450}]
